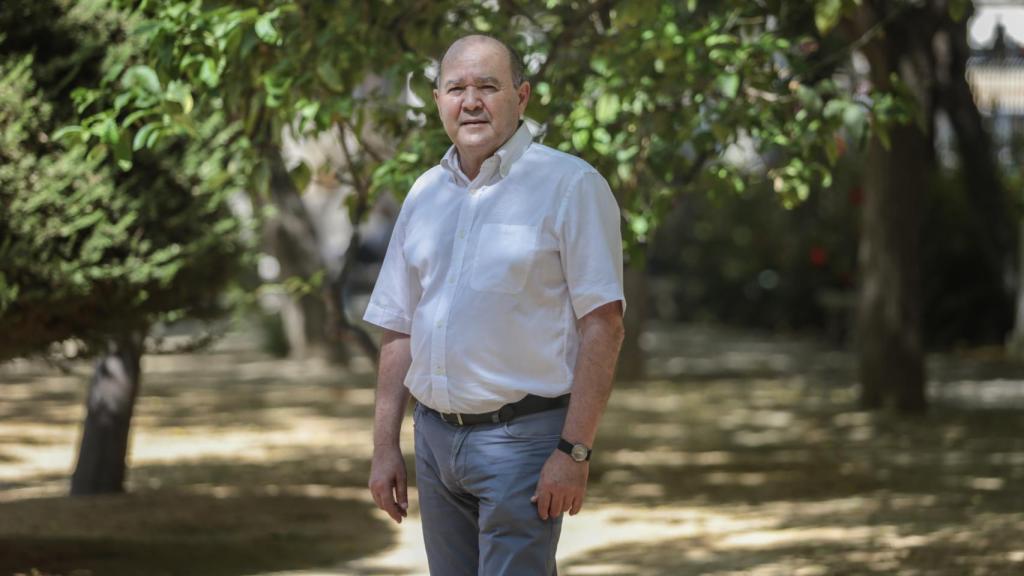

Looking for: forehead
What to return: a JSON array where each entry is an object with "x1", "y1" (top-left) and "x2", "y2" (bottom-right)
[{"x1": 439, "y1": 40, "x2": 512, "y2": 83}]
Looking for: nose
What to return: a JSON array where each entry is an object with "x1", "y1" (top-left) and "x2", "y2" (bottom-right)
[{"x1": 462, "y1": 86, "x2": 482, "y2": 110}]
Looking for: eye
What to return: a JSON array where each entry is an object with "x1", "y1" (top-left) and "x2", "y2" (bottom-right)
[
  {"x1": 481, "y1": 85, "x2": 497, "y2": 92},
  {"x1": 448, "y1": 86, "x2": 464, "y2": 94}
]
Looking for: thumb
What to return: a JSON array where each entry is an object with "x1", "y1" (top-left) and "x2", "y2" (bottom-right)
[
  {"x1": 397, "y1": 477, "x2": 408, "y2": 506},
  {"x1": 530, "y1": 494, "x2": 537, "y2": 503},
  {"x1": 396, "y1": 478, "x2": 409, "y2": 513}
]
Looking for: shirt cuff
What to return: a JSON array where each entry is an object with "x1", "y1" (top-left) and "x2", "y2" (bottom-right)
[
  {"x1": 571, "y1": 285, "x2": 627, "y2": 319},
  {"x1": 362, "y1": 302, "x2": 412, "y2": 334}
]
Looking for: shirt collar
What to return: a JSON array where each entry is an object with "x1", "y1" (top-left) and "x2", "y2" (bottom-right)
[{"x1": 440, "y1": 122, "x2": 534, "y2": 183}]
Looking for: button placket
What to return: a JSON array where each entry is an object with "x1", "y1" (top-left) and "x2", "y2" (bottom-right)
[{"x1": 429, "y1": 188, "x2": 480, "y2": 413}]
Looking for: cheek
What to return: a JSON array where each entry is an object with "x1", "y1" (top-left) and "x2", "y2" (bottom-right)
[{"x1": 442, "y1": 103, "x2": 461, "y2": 124}]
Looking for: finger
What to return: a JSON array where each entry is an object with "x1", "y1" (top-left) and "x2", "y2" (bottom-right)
[
  {"x1": 535, "y1": 491, "x2": 552, "y2": 520},
  {"x1": 394, "y1": 477, "x2": 409, "y2": 516},
  {"x1": 569, "y1": 495, "x2": 583, "y2": 516},
  {"x1": 549, "y1": 494, "x2": 564, "y2": 518},
  {"x1": 380, "y1": 495, "x2": 403, "y2": 524}
]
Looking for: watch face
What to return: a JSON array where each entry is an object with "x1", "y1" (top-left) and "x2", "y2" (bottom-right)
[{"x1": 571, "y1": 444, "x2": 589, "y2": 462}]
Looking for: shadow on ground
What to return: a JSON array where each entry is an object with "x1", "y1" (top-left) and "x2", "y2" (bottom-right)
[
  {"x1": 3, "y1": 323, "x2": 1024, "y2": 575},
  {"x1": 0, "y1": 491, "x2": 390, "y2": 576},
  {"x1": 558, "y1": 323, "x2": 1024, "y2": 575}
]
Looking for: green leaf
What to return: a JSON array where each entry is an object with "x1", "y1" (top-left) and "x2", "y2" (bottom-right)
[
  {"x1": 199, "y1": 59, "x2": 220, "y2": 87},
  {"x1": 572, "y1": 130, "x2": 590, "y2": 151},
  {"x1": 103, "y1": 117, "x2": 119, "y2": 145},
  {"x1": 317, "y1": 60, "x2": 344, "y2": 93},
  {"x1": 52, "y1": 125, "x2": 85, "y2": 142},
  {"x1": 629, "y1": 214, "x2": 649, "y2": 237},
  {"x1": 815, "y1": 0, "x2": 843, "y2": 35},
  {"x1": 718, "y1": 73, "x2": 740, "y2": 98},
  {"x1": 113, "y1": 132, "x2": 133, "y2": 170},
  {"x1": 122, "y1": 65, "x2": 161, "y2": 94},
  {"x1": 165, "y1": 81, "x2": 194, "y2": 114},
  {"x1": 133, "y1": 122, "x2": 159, "y2": 151},
  {"x1": 705, "y1": 34, "x2": 737, "y2": 48},
  {"x1": 255, "y1": 10, "x2": 282, "y2": 46},
  {"x1": 595, "y1": 93, "x2": 620, "y2": 124},
  {"x1": 122, "y1": 109, "x2": 154, "y2": 127}
]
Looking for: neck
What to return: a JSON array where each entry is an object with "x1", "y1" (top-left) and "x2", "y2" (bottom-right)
[{"x1": 457, "y1": 148, "x2": 489, "y2": 181}]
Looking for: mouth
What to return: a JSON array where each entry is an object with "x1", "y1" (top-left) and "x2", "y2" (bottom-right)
[{"x1": 460, "y1": 119, "x2": 489, "y2": 127}]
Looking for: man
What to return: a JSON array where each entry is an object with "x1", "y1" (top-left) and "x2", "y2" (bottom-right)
[{"x1": 365, "y1": 34, "x2": 625, "y2": 575}]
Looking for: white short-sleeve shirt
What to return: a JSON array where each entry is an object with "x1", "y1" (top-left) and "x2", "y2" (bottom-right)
[{"x1": 363, "y1": 123, "x2": 626, "y2": 414}]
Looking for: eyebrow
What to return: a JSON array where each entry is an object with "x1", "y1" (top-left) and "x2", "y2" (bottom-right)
[{"x1": 444, "y1": 76, "x2": 503, "y2": 88}]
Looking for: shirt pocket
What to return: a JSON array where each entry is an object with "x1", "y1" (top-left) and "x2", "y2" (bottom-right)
[{"x1": 470, "y1": 223, "x2": 538, "y2": 294}]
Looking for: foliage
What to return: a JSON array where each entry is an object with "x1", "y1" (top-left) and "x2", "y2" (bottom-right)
[
  {"x1": 0, "y1": 0, "x2": 249, "y2": 360},
  {"x1": 648, "y1": 146, "x2": 861, "y2": 332},
  {"x1": 68, "y1": 0, "x2": 877, "y2": 264}
]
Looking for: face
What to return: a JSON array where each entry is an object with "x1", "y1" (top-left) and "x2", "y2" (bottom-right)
[{"x1": 433, "y1": 40, "x2": 531, "y2": 161}]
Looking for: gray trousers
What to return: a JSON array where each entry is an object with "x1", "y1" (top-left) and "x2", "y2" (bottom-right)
[{"x1": 413, "y1": 401, "x2": 566, "y2": 575}]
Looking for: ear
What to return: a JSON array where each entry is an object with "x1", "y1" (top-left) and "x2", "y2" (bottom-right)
[{"x1": 516, "y1": 81, "x2": 531, "y2": 116}]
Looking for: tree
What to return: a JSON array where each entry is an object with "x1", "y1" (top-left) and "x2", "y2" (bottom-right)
[
  {"x1": 81, "y1": 0, "x2": 1007, "y2": 414},
  {"x1": 837, "y1": 0, "x2": 1014, "y2": 412},
  {"x1": 75, "y1": 0, "x2": 858, "y2": 381},
  {"x1": 0, "y1": 0, "x2": 247, "y2": 493}
]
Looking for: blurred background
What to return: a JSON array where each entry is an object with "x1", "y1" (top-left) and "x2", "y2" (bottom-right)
[{"x1": 1, "y1": 1, "x2": 1023, "y2": 575}]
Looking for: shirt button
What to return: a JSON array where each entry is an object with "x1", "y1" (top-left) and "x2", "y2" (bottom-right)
[
  {"x1": 434, "y1": 367, "x2": 444, "y2": 376},
  {"x1": 448, "y1": 278, "x2": 455, "y2": 285},
  {"x1": 436, "y1": 320, "x2": 444, "y2": 328},
  {"x1": 458, "y1": 230, "x2": 466, "y2": 239}
]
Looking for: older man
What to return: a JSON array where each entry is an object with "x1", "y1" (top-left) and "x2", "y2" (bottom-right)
[{"x1": 365, "y1": 34, "x2": 625, "y2": 575}]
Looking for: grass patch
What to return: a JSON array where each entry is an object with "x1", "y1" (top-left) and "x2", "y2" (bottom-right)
[{"x1": 0, "y1": 490, "x2": 391, "y2": 576}]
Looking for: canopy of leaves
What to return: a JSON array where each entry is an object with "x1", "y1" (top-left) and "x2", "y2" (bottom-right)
[
  {"x1": 74, "y1": 0, "x2": 880, "y2": 261},
  {"x1": 0, "y1": 0, "x2": 249, "y2": 360}
]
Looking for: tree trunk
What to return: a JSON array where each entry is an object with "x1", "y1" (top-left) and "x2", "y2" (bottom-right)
[
  {"x1": 935, "y1": 11, "x2": 1015, "y2": 344},
  {"x1": 857, "y1": 124, "x2": 928, "y2": 412},
  {"x1": 263, "y1": 148, "x2": 333, "y2": 360},
  {"x1": 1011, "y1": 221, "x2": 1024, "y2": 356},
  {"x1": 70, "y1": 331, "x2": 144, "y2": 495},
  {"x1": 852, "y1": 1, "x2": 933, "y2": 413},
  {"x1": 617, "y1": 264, "x2": 647, "y2": 381}
]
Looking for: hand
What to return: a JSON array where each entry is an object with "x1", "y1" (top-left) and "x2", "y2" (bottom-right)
[
  {"x1": 531, "y1": 449, "x2": 589, "y2": 520},
  {"x1": 368, "y1": 445, "x2": 409, "y2": 524}
]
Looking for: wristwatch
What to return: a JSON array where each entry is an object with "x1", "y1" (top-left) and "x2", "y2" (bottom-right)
[{"x1": 558, "y1": 438, "x2": 592, "y2": 462}]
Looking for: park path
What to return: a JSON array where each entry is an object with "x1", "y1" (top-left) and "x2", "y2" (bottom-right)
[{"x1": 3, "y1": 322, "x2": 1024, "y2": 575}]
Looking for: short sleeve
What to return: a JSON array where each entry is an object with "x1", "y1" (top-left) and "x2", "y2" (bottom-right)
[
  {"x1": 557, "y1": 171, "x2": 627, "y2": 319},
  {"x1": 363, "y1": 206, "x2": 419, "y2": 334}
]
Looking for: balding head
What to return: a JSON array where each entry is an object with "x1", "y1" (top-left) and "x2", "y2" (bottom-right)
[
  {"x1": 432, "y1": 33, "x2": 532, "y2": 179},
  {"x1": 438, "y1": 34, "x2": 525, "y2": 88}
]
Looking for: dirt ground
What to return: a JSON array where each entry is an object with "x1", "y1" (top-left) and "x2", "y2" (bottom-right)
[{"x1": 2, "y1": 322, "x2": 1023, "y2": 576}]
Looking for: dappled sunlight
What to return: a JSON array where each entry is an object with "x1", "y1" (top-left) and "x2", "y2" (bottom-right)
[
  {"x1": 0, "y1": 491, "x2": 391, "y2": 576},
  {"x1": 3, "y1": 324, "x2": 1024, "y2": 574}
]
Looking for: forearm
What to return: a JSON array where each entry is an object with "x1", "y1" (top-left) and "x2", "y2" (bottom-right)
[
  {"x1": 373, "y1": 330, "x2": 412, "y2": 450},
  {"x1": 562, "y1": 301, "x2": 625, "y2": 446}
]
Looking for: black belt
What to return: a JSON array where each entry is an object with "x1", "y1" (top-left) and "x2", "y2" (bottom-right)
[{"x1": 423, "y1": 393, "x2": 570, "y2": 427}]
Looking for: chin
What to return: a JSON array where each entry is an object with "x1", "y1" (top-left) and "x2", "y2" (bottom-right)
[{"x1": 457, "y1": 133, "x2": 498, "y2": 149}]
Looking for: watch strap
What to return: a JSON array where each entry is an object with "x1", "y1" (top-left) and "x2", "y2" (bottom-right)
[{"x1": 558, "y1": 438, "x2": 592, "y2": 462}]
